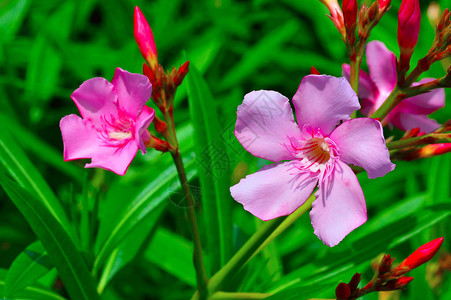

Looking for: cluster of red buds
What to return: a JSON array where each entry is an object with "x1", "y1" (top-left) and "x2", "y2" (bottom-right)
[
  {"x1": 319, "y1": 0, "x2": 391, "y2": 59},
  {"x1": 389, "y1": 121, "x2": 451, "y2": 160},
  {"x1": 335, "y1": 238, "x2": 444, "y2": 299},
  {"x1": 397, "y1": 1, "x2": 451, "y2": 87},
  {"x1": 133, "y1": 6, "x2": 190, "y2": 153}
]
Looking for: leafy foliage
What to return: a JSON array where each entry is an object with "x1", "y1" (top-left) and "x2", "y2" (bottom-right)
[{"x1": 0, "y1": 0, "x2": 450, "y2": 299}]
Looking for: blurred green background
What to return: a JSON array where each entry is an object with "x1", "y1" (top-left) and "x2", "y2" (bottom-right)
[{"x1": 0, "y1": 0, "x2": 450, "y2": 299}]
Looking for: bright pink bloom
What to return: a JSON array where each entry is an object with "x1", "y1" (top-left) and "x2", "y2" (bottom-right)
[
  {"x1": 343, "y1": 41, "x2": 445, "y2": 133},
  {"x1": 60, "y1": 68, "x2": 154, "y2": 175},
  {"x1": 230, "y1": 75, "x2": 394, "y2": 247},
  {"x1": 134, "y1": 6, "x2": 158, "y2": 65},
  {"x1": 398, "y1": 0, "x2": 421, "y2": 51}
]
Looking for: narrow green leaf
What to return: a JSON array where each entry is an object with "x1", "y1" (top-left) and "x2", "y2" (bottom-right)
[
  {"x1": 145, "y1": 228, "x2": 196, "y2": 287},
  {"x1": 187, "y1": 64, "x2": 233, "y2": 272},
  {"x1": 93, "y1": 154, "x2": 196, "y2": 275},
  {"x1": 0, "y1": 0, "x2": 30, "y2": 43},
  {"x1": 3, "y1": 241, "x2": 52, "y2": 298},
  {"x1": 0, "y1": 120, "x2": 73, "y2": 239},
  {"x1": 268, "y1": 200, "x2": 451, "y2": 297},
  {"x1": 0, "y1": 174, "x2": 100, "y2": 300},
  {"x1": 0, "y1": 113, "x2": 84, "y2": 182}
]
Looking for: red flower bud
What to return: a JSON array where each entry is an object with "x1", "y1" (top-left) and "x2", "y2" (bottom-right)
[
  {"x1": 342, "y1": 0, "x2": 358, "y2": 29},
  {"x1": 335, "y1": 282, "x2": 351, "y2": 300},
  {"x1": 420, "y1": 144, "x2": 451, "y2": 156},
  {"x1": 379, "y1": 0, "x2": 391, "y2": 12},
  {"x1": 379, "y1": 254, "x2": 394, "y2": 275},
  {"x1": 319, "y1": 0, "x2": 345, "y2": 37},
  {"x1": 398, "y1": 0, "x2": 421, "y2": 52},
  {"x1": 395, "y1": 237, "x2": 444, "y2": 276},
  {"x1": 310, "y1": 66, "x2": 320, "y2": 75},
  {"x1": 395, "y1": 276, "x2": 414, "y2": 288},
  {"x1": 134, "y1": 6, "x2": 158, "y2": 68}
]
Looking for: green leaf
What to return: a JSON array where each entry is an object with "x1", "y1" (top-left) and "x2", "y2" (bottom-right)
[
  {"x1": 268, "y1": 198, "x2": 451, "y2": 298},
  {"x1": 0, "y1": 0, "x2": 30, "y2": 43},
  {"x1": 93, "y1": 153, "x2": 196, "y2": 276},
  {"x1": 0, "y1": 173, "x2": 100, "y2": 300},
  {"x1": 144, "y1": 228, "x2": 196, "y2": 287},
  {"x1": 0, "y1": 120, "x2": 74, "y2": 239},
  {"x1": 0, "y1": 113, "x2": 84, "y2": 182},
  {"x1": 3, "y1": 241, "x2": 53, "y2": 298},
  {"x1": 187, "y1": 64, "x2": 233, "y2": 273}
]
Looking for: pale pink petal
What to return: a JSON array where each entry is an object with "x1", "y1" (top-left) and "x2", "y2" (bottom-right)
[
  {"x1": 230, "y1": 161, "x2": 318, "y2": 221},
  {"x1": 310, "y1": 161, "x2": 367, "y2": 247},
  {"x1": 330, "y1": 118, "x2": 395, "y2": 179},
  {"x1": 134, "y1": 105, "x2": 155, "y2": 153},
  {"x1": 293, "y1": 75, "x2": 360, "y2": 136},
  {"x1": 235, "y1": 90, "x2": 303, "y2": 162},
  {"x1": 60, "y1": 114, "x2": 101, "y2": 161},
  {"x1": 390, "y1": 113, "x2": 441, "y2": 133},
  {"x1": 342, "y1": 64, "x2": 379, "y2": 116},
  {"x1": 86, "y1": 141, "x2": 139, "y2": 176},
  {"x1": 395, "y1": 78, "x2": 445, "y2": 115},
  {"x1": 70, "y1": 77, "x2": 118, "y2": 128},
  {"x1": 366, "y1": 41, "x2": 397, "y2": 95},
  {"x1": 111, "y1": 67, "x2": 153, "y2": 118}
]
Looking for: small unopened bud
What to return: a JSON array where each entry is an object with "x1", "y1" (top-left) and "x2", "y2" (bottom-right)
[
  {"x1": 173, "y1": 61, "x2": 190, "y2": 87},
  {"x1": 343, "y1": 0, "x2": 358, "y2": 29},
  {"x1": 379, "y1": 276, "x2": 414, "y2": 290},
  {"x1": 134, "y1": 6, "x2": 158, "y2": 68},
  {"x1": 146, "y1": 135, "x2": 172, "y2": 152},
  {"x1": 379, "y1": 254, "x2": 394, "y2": 275},
  {"x1": 420, "y1": 143, "x2": 451, "y2": 156},
  {"x1": 379, "y1": 0, "x2": 391, "y2": 12},
  {"x1": 319, "y1": 0, "x2": 346, "y2": 37},
  {"x1": 335, "y1": 282, "x2": 351, "y2": 300},
  {"x1": 310, "y1": 66, "x2": 320, "y2": 75},
  {"x1": 348, "y1": 273, "x2": 361, "y2": 292},
  {"x1": 398, "y1": 0, "x2": 421, "y2": 52},
  {"x1": 394, "y1": 237, "x2": 444, "y2": 276}
]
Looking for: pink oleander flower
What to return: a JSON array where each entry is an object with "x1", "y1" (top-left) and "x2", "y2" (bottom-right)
[
  {"x1": 343, "y1": 41, "x2": 445, "y2": 133},
  {"x1": 230, "y1": 75, "x2": 395, "y2": 247},
  {"x1": 60, "y1": 68, "x2": 154, "y2": 176}
]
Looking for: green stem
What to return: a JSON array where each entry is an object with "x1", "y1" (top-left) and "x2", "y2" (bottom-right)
[
  {"x1": 370, "y1": 85, "x2": 402, "y2": 121},
  {"x1": 192, "y1": 195, "x2": 315, "y2": 300},
  {"x1": 386, "y1": 133, "x2": 451, "y2": 150},
  {"x1": 349, "y1": 56, "x2": 360, "y2": 95},
  {"x1": 210, "y1": 292, "x2": 271, "y2": 299},
  {"x1": 166, "y1": 106, "x2": 208, "y2": 299}
]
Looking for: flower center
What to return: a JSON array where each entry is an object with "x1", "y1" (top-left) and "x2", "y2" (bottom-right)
[
  {"x1": 301, "y1": 137, "x2": 331, "y2": 164},
  {"x1": 109, "y1": 131, "x2": 132, "y2": 140}
]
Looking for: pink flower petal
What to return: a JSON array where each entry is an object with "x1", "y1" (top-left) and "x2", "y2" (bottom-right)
[
  {"x1": 310, "y1": 161, "x2": 367, "y2": 247},
  {"x1": 111, "y1": 67, "x2": 153, "y2": 118},
  {"x1": 230, "y1": 161, "x2": 318, "y2": 221},
  {"x1": 293, "y1": 75, "x2": 360, "y2": 136},
  {"x1": 395, "y1": 78, "x2": 445, "y2": 115},
  {"x1": 342, "y1": 64, "x2": 379, "y2": 116},
  {"x1": 235, "y1": 90, "x2": 303, "y2": 162},
  {"x1": 134, "y1": 105, "x2": 155, "y2": 153},
  {"x1": 330, "y1": 118, "x2": 395, "y2": 179},
  {"x1": 390, "y1": 113, "x2": 441, "y2": 133},
  {"x1": 366, "y1": 41, "x2": 397, "y2": 97},
  {"x1": 70, "y1": 77, "x2": 119, "y2": 128},
  {"x1": 60, "y1": 114, "x2": 101, "y2": 161},
  {"x1": 86, "y1": 141, "x2": 139, "y2": 176}
]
